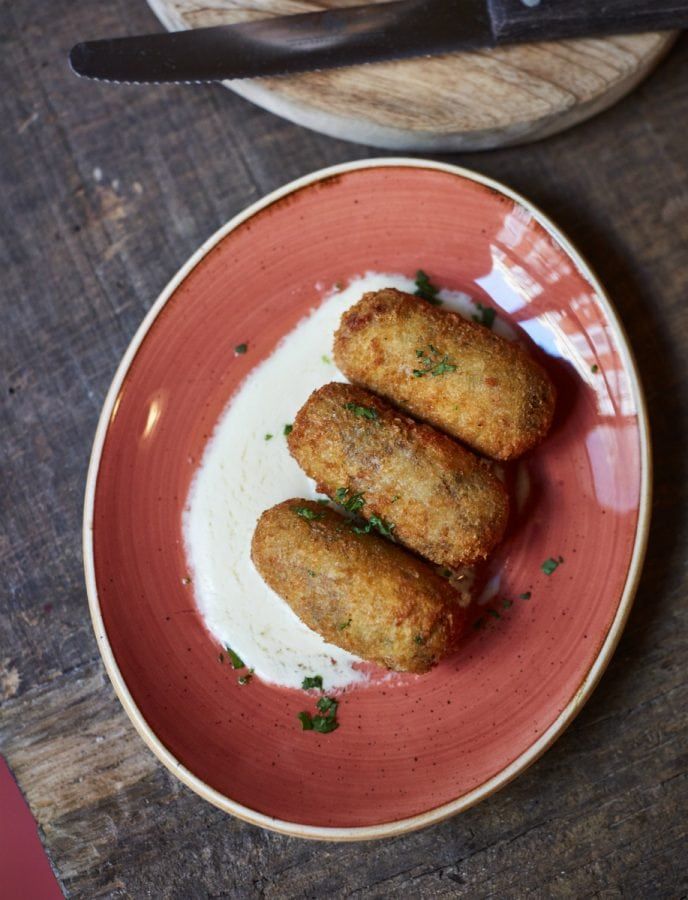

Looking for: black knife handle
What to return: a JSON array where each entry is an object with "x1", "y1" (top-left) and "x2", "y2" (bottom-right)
[{"x1": 488, "y1": 0, "x2": 688, "y2": 44}]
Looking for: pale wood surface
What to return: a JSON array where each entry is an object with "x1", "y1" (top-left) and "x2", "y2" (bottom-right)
[
  {"x1": 2, "y1": 0, "x2": 688, "y2": 895},
  {"x1": 149, "y1": 0, "x2": 676, "y2": 149}
]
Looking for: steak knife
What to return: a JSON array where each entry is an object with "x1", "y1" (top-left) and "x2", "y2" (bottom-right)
[{"x1": 70, "y1": 0, "x2": 688, "y2": 84}]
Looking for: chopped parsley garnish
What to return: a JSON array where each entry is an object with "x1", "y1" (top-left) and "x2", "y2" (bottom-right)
[
  {"x1": 352, "y1": 515, "x2": 395, "y2": 538},
  {"x1": 343, "y1": 402, "x2": 379, "y2": 421},
  {"x1": 292, "y1": 506, "x2": 324, "y2": 521},
  {"x1": 369, "y1": 515, "x2": 395, "y2": 537},
  {"x1": 338, "y1": 618, "x2": 352, "y2": 630},
  {"x1": 234, "y1": 343, "x2": 248, "y2": 354},
  {"x1": 283, "y1": 423, "x2": 293, "y2": 436},
  {"x1": 302, "y1": 675, "x2": 323, "y2": 691},
  {"x1": 298, "y1": 688, "x2": 340, "y2": 734},
  {"x1": 238, "y1": 669, "x2": 254, "y2": 686},
  {"x1": 541, "y1": 557, "x2": 562, "y2": 575},
  {"x1": 264, "y1": 433, "x2": 273, "y2": 441},
  {"x1": 414, "y1": 270, "x2": 443, "y2": 306},
  {"x1": 298, "y1": 711, "x2": 314, "y2": 731},
  {"x1": 322, "y1": 354, "x2": 332, "y2": 364},
  {"x1": 591, "y1": 364, "x2": 599, "y2": 373},
  {"x1": 502, "y1": 598, "x2": 513, "y2": 609},
  {"x1": 311, "y1": 712, "x2": 339, "y2": 734},
  {"x1": 488, "y1": 608, "x2": 501, "y2": 619},
  {"x1": 413, "y1": 345, "x2": 457, "y2": 378},
  {"x1": 519, "y1": 591, "x2": 532, "y2": 600},
  {"x1": 316, "y1": 696, "x2": 338, "y2": 715},
  {"x1": 334, "y1": 487, "x2": 365, "y2": 514},
  {"x1": 472, "y1": 303, "x2": 496, "y2": 329},
  {"x1": 225, "y1": 646, "x2": 244, "y2": 669}
]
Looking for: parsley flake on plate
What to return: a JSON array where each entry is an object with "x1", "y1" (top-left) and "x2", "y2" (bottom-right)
[
  {"x1": 298, "y1": 688, "x2": 340, "y2": 734},
  {"x1": 541, "y1": 557, "x2": 563, "y2": 575},
  {"x1": 414, "y1": 270, "x2": 443, "y2": 306}
]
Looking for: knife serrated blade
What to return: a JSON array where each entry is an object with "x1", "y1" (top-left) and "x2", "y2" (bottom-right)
[{"x1": 69, "y1": 0, "x2": 688, "y2": 85}]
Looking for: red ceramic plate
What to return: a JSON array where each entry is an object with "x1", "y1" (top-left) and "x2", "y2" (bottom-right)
[{"x1": 84, "y1": 159, "x2": 651, "y2": 839}]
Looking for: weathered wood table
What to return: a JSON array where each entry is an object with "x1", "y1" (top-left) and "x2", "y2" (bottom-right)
[{"x1": 2, "y1": 1, "x2": 687, "y2": 895}]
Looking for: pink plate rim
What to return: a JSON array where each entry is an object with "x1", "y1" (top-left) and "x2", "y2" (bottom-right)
[{"x1": 83, "y1": 157, "x2": 652, "y2": 841}]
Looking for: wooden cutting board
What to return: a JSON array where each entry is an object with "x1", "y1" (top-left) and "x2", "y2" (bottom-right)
[{"x1": 147, "y1": 0, "x2": 676, "y2": 150}]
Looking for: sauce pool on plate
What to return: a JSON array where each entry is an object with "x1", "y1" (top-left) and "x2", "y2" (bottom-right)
[{"x1": 183, "y1": 272, "x2": 512, "y2": 690}]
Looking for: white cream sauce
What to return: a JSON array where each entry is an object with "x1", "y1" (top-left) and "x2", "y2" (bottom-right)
[{"x1": 183, "y1": 273, "x2": 513, "y2": 690}]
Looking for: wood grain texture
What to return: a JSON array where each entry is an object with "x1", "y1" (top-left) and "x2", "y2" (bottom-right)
[
  {"x1": 148, "y1": 0, "x2": 677, "y2": 150},
  {"x1": 1, "y1": 0, "x2": 687, "y2": 894}
]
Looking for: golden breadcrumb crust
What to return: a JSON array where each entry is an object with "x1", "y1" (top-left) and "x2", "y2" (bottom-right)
[
  {"x1": 333, "y1": 288, "x2": 555, "y2": 460},
  {"x1": 288, "y1": 382, "x2": 508, "y2": 567},
  {"x1": 251, "y1": 500, "x2": 465, "y2": 673}
]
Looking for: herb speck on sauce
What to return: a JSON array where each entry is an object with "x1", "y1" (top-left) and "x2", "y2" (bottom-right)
[
  {"x1": 302, "y1": 675, "x2": 323, "y2": 691},
  {"x1": 519, "y1": 591, "x2": 532, "y2": 600},
  {"x1": 472, "y1": 303, "x2": 496, "y2": 329},
  {"x1": 225, "y1": 646, "x2": 245, "y2": 669},
  {"x1": 234, "y1": 343, "x2": 248, "y2": 355},
  {"x1": 414, "y1": 270, "x2": 442, "y2": 306},
  {"x1": 488, "y1": 608, "x2": 501, "y2": 620}
]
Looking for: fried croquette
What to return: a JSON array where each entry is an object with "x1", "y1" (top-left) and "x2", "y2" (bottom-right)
[
  {"x1": 288, "y1": 382, "x2": 508, "y2": 567},
  {"x1": 333, "y1": 288, "x2": 555, "y2": 460},
  {"x1": 250, "y1": 500, "x2": 465, "y2": 673}
]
